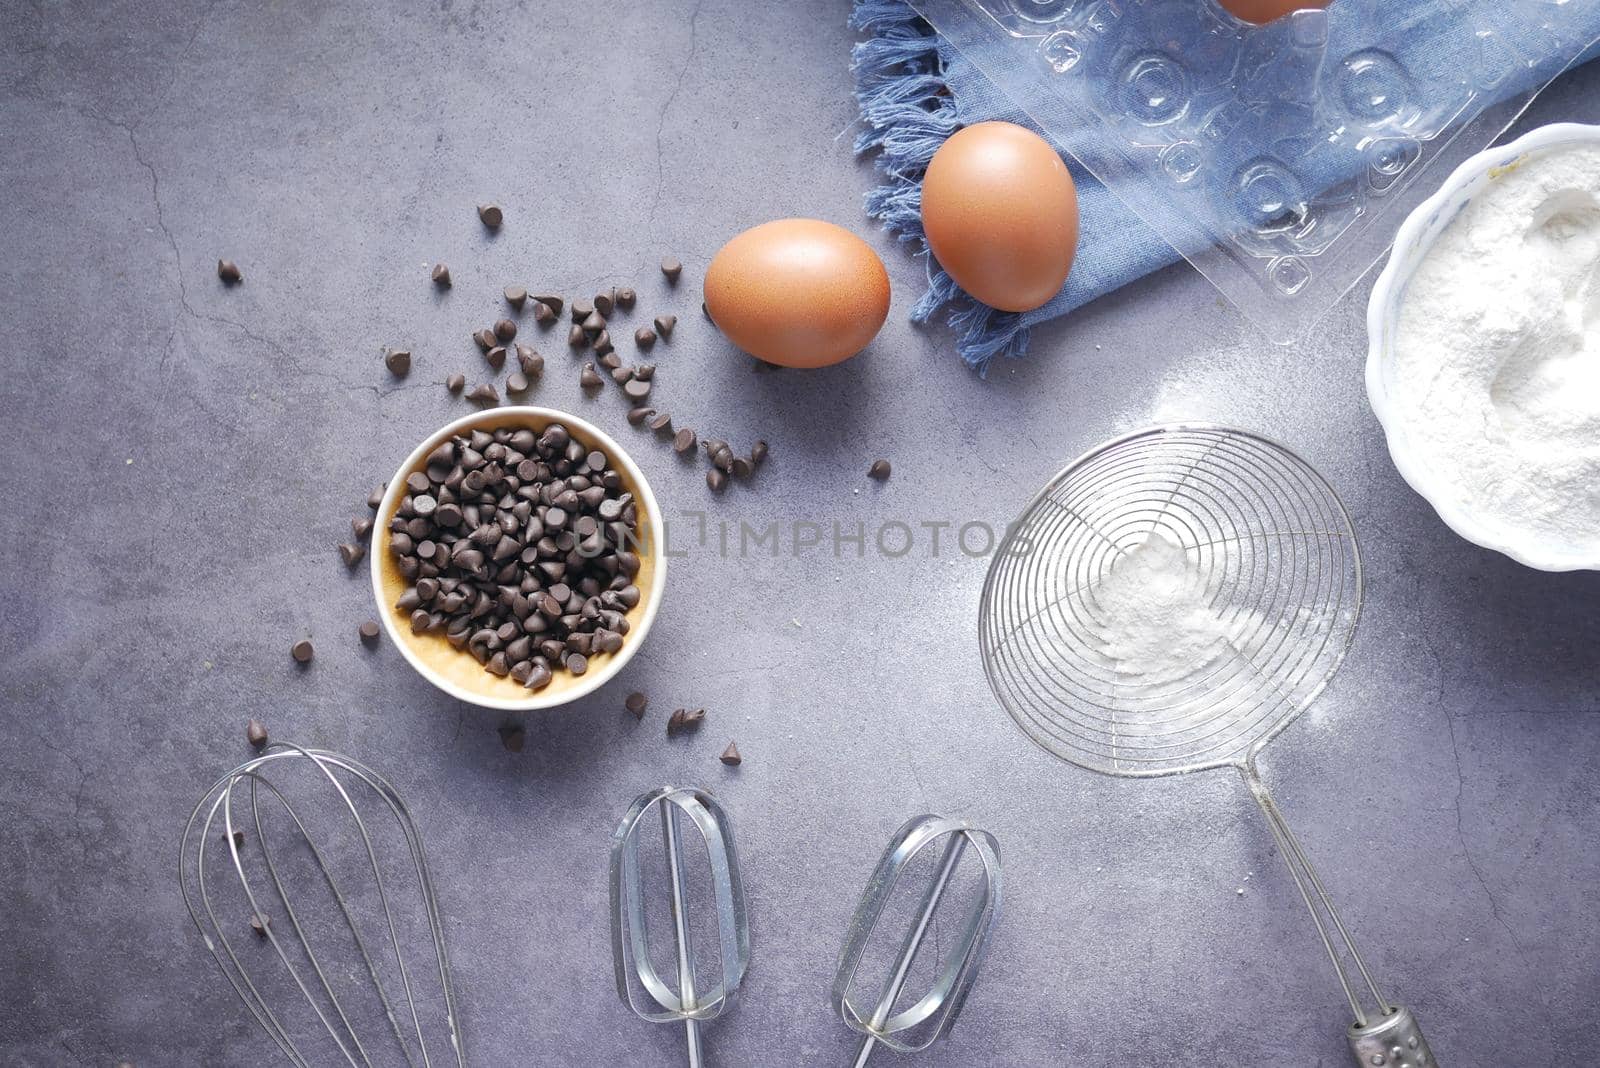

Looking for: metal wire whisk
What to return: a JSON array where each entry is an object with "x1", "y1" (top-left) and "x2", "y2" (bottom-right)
[
  {"x1": 979, "y1": 425, "x2": 1436, "y2": 1067},
  {"x1": 831, "y1": 815, "x2": 1001, "y2": 1066},
  {"x1": 610, "y1": 786, "x2": 749, "y2": 1067},
  {"x1": 178, "y1": 742, "x2": 464, "y2": 1068}
]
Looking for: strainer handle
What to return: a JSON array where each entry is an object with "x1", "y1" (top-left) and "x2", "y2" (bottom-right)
[{"x1": 1242, "y1": 765, "x2": 1437, "y2": 1066}]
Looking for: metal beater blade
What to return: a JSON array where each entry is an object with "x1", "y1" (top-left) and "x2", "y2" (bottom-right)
[
  {"x1": 609, "y1": 786, "x2": 749, "y2": 1067},
  {"x1": 831, "y1": 815, "x2": 1001, "y2": 1066}
]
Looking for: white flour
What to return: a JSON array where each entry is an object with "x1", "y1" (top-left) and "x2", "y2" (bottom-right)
[
  {"x1": 1391, "y1": 143, "x2": 1600, "y2": 552},
  {"x1": 1091, "y1": 533, "x2": 1233, "y2": 679}
]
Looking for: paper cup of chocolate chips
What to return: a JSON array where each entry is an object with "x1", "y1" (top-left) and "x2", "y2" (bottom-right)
[{"x1": 372, "y1": 407, "x2": 665, "y2": 710}]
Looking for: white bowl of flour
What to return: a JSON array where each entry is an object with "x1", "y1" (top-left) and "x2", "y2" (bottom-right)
[{"x1": 1368, "y1": 123, "x2": 1600, "y2": 571}]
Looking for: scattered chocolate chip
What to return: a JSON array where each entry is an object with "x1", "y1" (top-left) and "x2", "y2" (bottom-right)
[
  {"x1": 432, "y1": 263, "x2": 452, "y2": 288},
  {"x1": 477, "y1": 203, "x2": 503, "y2": 229},
  {"x1": 720, "y1": 742, "x2": 742, "y2": 766},
  {"x1": 582, "y1": 311, "x2": 606, "y2": 335},
  {"x1": 498, "y1": 723, "x2": 526, "y2": 752},
  {"x1": 247, "y1": 719, "x2": 269, "y2": 747},
  {"x1": 515, "y1": 344, "x2": 544, "y2": 377},
  {"x1": 473, "y1": 328, "x2": 497, "y2": 352},
  {"x1": 654, "y1": 315, "x2": 677, "y2": 338},
  {"x1": 580, "y1": 363, "x2": 603, "y2": 391},
  {"x1": 494, "y1": 318, "x2": 517, "y2": 342},
  {"x1": 367, "y1": 484, "x2": 386, "y2": 509},
  {"x1": 383, "y1": 348, "x2": 411, "y2": 376},
  {"x1": 707, "y1": 468, "x2": 728, "y2": 492},
  {"x1": 627, "y1": 406, "x2": 653, "y2": 426},
  {"x1": 359, "y1": 620, "x2": 381, "y2": 644},
  {"x1": 667, "y1": 707, "x2": 704, "y2": 735},
  {"x1": 635, "y1": 363, "x2": 655, "y2": 381},
  {"x1": 616, "y1": 287, "x2": 636, "y2": 309},
  {"x1": 673, "y1": 428, "x2": 696, "y2": 453},
  {"x1": 485, "y1": 345, "x2": 507, "y2": 369},
  {"x1": 869, "y1": 459, "x2": 892, "y2": 481},
  {"x1": 571, "y1": 297, "x2": 594, "y2": 322},
  {"x1": 750, "y1": 440, "x2": 769, "y2": 466},
  {"x1": 504, "y1": 285, "x2": 527, "y2": 308},
  {"x1": 534, "y1": 294, "x2": 564, "y2": 316},
  {"x1": 338, "y1": 542, "x2": 366, "y2": 567},
  {"x1": 250, "y1": 914, "x2": 270, "y2": 937},
  {"x1": 593, "y1": 330, "x2": 613, "y2": 355},
  {"x1": 446, "y1": 373, "x2": 466, "y2": 393},
  {"x1": 532, "y1": 301, "x2": 557, "y2": 325},
  {"x1": 506, "y1": 371, "x2": 530, "y2": 394},
  {"x1": 352, "y1": 515, "x2": 374, "y2": 538},
  {"x1": 711, "y1": 445, "x2": 735, "y2": 473},
  {"x1": 599, "y1": 351, "x2": 623, "y2": 371},
  {"x1": 610, "y1": 367, "x2": 632, "y2": 386},
  {"x1": 661, "y1": 257, "x2": 682, "y2": 283},
  {"x1": 568, "y1": 324, "x2": 588, "y2": 348},
  {"x1": 594, "y1": 290, "x2": 615, "y2": 317},
  {"x1": 231, "y1": 828, "x2": 245, "y2": 848},
  {"x1": 634, "y1": 327, "x2": 656, "y2": 350},
  {"x1": 648, "y1": 412, "x2": 672, "y2": 433},
  {"x1": 217, "y1": 259, "x2": 242, "y2": 285},
  {"x1": 467, "y1": 383, "x2": 500, "y2": 405},
  {"x1": 731, "y1": 456, "x2": 752, "y2": 479},
  {"x1": 291, "y1": 639, "x2": 314, "y2": 664},
  {"x1": 625, "y1": 691, "x2": 647, "y2": 718},
  {"x1": 623, "y1": 378, "x2": 651, "y2": 402}
]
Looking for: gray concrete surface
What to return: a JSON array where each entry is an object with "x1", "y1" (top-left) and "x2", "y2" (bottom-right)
[{"x1": 3, "y1": 2, "x2": 1598, "y2": 1065}]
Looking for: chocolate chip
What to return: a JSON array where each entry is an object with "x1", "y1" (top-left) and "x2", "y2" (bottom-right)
[
  {"x1": 582, "y1": 311, "x2": 606, "y2": 335},
  {"x1": 599, "y1": 351, "x2": 622, "y2": 371},
  {"x1": 504, "y1": 285, "x2": 527, "y2": 308},
  {"x1": 367, "y1": 484, "x2": 386, "y2": 509},
  {"x1": 635, "y1": 363, "x2": 655, "y2": 381},
  {"x1": 869, "y1": 459, "x2": 891, "y2": 481},
  {"x1": 338, "y1": 542, "x2": 366, "y2": 567},
  {"x1": 432, "y1": 262, "x2": 452, "y2": 287},
  {"x1": 291, "y1": 639, "x2": 314, "y2": 664},
  {"x1": 568, "y1": 324, "x2": 588, "y2": 348},
  {"x1": 634, "y1": 327, "x2": 656, "y2": 350},
  {"x1": 515, "y1": 344, "x2": 543, "y2": 376},
  {"x1": 592, "y1": 330, "x2": 613, "y2": 355},
  {"x1": 247, "y1": 719, "x2": 268, "y2": 747},
  {"x1": 352, "y1": 515, "x2": 374, "y2": 538},
  {"x1": 625, "y1": 691, "x2": 647, "y2": 718},
  {"x1": 474, "y1": 328, "x2": 497, "y2": 352},
  {"x1": 467, "y1": 383, "x2": 500, "y2": 405},
  {"x1": 532, "y1": 301, "x2": 557, "y2": 325},
  {"x1": 534, "y1": 294, "x2": 564, "y2": 316},
  {"x1": 406, "y1": 471, "x2": 430, "y2": 494},
  {"x1": 231, "y1": 829, "x2": 245, "y2": 848},
  {"x1": 653, "y1": 315, "x2": 677, "y2": 338},
  {"x1": 250, "y1": 914, "x2": 270, "y2": 937},
  {"x1": 667, "y1": 707, "x2": 704, "y2": 735},
  {"x1": 580, "y1": 363, "x2": 603, "y2": 391},
  {"x1": 661, "y1": 257, "x2": 682, "y2": 283},
  {"x1": 720, "y1": 742, "x2": 742, "y2": 766},
  {"x1": 750, "y1": 440, "x2": 769, "y2": 466},
  {"x1": 446, "y1": 373, "x2": 465, "y2": 393},
  {"x1": 707, "y1": 468, "x2": 727, "y2": 492},
  {"x1": 627, "y1": 406, "x2": 653, "y2": 426},
  {"x1": 505, "y1": 371, "x2": 529, "y2": 394},
  {"x1": 616, "y1": 287, "x2": 636, "y2": 309},
  {"x1": 623, "y1": 378, "x2": 651, "y2": 402},
  {"x1": 485, "y1": 345, "x2": 507, "y2": 369},
  {"x1": 359, "y1": 620, "x2": 381, "y2": 644},
  {"x1": 566, "y1": 652, "x2": 588, "y2": 675},
  {"x1": 648, "y1": 412, "x2": 672, "y2": 433},
  {"x1": 217, "y1": 259, "x2": 242, "y2": 285},
  {"x1": 478, "y1": 203, "x2": 503, "y2": 229},
  {"x1": 594, "y1": 290, "x2": 614, "y2": 316},
  {"x1": 383, "y1": 348, "x2": 411, "y2": 376},
  {"x1": 571, "y1": 297, "x2": 594, "y2": 322},
  {"x1": 673, "y1": 428, "x2": 697, "y2": 454},
  {"x1": 498, "y1": 723, "x2": 525, "y2": 752},
  {"x1": 731, "y1": 457, "x2": 752, "y2": 479},
  {"x1": 494, "y1": 318, "x2": 517, "y2": 342}
]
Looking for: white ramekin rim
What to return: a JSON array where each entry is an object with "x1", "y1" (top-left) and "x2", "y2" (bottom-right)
[
  {"x1": 370, "y1": 405, "x2": 666, "y2": 710},
  {"x1": 1365, "y1": 122, "x2": 1600, "y2": 573}
]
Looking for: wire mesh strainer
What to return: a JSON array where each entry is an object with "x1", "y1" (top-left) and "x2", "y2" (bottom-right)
[{"x1": 980, "y1": 425, "x2": 1436, "y2": 1067}]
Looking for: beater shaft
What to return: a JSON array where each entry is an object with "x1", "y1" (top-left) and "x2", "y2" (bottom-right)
[
  {"x1": 662, "y1": 802, "x2": 703, "y2": 1068},
  {"x1": 851, "y1": 834, "x2": 968, "y2": 1068}
]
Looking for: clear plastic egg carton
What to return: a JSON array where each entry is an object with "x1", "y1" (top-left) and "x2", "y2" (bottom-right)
[{"x1": 910, "y1": 0, "x2": 1600, "y2": 340}]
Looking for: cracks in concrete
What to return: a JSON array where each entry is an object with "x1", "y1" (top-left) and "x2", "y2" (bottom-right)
[{"x1": 649, "y1": 0, "x2": 704, "y2": 224}]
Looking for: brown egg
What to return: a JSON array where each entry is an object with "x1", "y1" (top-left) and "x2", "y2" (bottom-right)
[
  {"x1": 921, "y1": 121, "x2": 1079, "y2": 313},
  {"x1": 1217, "y1": 0, "x2": 1328, "y2": 24},
  {"x1": 704, "y1": 218, "x2": 890, "y2": 368}
]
